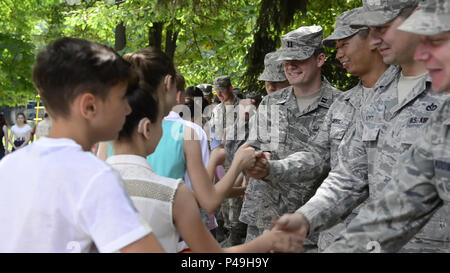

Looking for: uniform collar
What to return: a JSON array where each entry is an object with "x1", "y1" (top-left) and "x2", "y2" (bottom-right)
[
  {"x1": 219, "y1": 96, "x2": 240, "y2": 107},
  {"x1": 390, "y1": 72, "x2": 432, "y2": 115},
  {"x1": 342, "y1": 81, "x2": 365, "y2": 110},
  {"x1": 374, "y1": 65, "x2": 400, "y2": 93},
  {"x1": 275, "y1": 78, "x2": 335, "y2": 110}
]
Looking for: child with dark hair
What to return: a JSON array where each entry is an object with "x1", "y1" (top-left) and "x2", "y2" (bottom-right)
[
  {"x1": 185, "y1": 86, "x2": 204, "y2": 101},
  {"x1": 0, "y1": 37, "x2": 163, "y2": 252},
  {"x1": 123, "y1": 47, "x2": 177, "y2": 117},
  {"x1": 107, "y1": 70, "x2": 303, "y2": 253},
  {"x1": 118, "y1": 47, "x2": 280, "y2": 251},
  {"x1": 0, "y1": 113, "x2": 8, "y2": 159}
]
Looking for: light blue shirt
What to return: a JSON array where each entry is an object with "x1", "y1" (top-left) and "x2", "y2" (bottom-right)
[{"x1": 147, "y1": 118, "x2": 186, "y2": 180}]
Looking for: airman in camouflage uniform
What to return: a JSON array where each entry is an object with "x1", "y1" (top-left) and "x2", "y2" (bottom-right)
[
  {"x1": 326, "y1": 0, "x2": 450, "y2": 253},
  {"x1": 258, "y1": 51, "x2": 291, "y2": 94},
  {"x1": 273, "y1": 0, "x2": 450, "y2": 253},
  {"x1": 298, "y1": 8, "x2": 393, "y2": 252},
  {"x1": 239, "y1": 26, "x2": 342, "y2": 250},
  {"x1": 209, "y1": 75, "x2": 248, "y2": 246},
  {"x1": 246, "y1": 7, "x2": 393, "y2": 252}
]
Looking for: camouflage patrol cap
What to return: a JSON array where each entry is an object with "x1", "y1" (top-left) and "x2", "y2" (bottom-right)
[
  {"x1": 197, "y1": 83, "x2": 213, "y2": 95},
  {"x1": 277, "y1": 26, "x2": 323, "y2": 61},
  {"x1": 214, "y1": 75, "x2": 231, "y2": 91},
  {"x1": 398, "y1": 0, "x2": 450, "y2": 35},
  {"x1": 350, "y1": 0, "x2": 419, "y2": 28},
  {"x1": 258, "y1": 51, "x2": 287, "y2": 82},
  {"x1": 323, "y1": 7, "x2": 368, "y2": 48}
]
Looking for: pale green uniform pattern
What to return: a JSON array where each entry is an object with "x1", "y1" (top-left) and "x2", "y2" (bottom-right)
[
  {"x1": 324, "y1": 0, "x2": 450, "y2": 253},
  {"x1": 240, "y1": 79, "x2": 342, "y2": 247},
  {"x1": 298, "y1": 68, "x2": 450, "y2": 252},
  {"x1": 326, "y1": 97, "x2": 450, "y2": 252}
]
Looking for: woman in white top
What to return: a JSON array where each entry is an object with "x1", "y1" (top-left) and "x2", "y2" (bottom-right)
[
  {"x1": 107, "y1": 54, "x2": 303, "y2": 253},
  {"x1": 9, "y1": 113, "x2": 31, "y2": 151}
]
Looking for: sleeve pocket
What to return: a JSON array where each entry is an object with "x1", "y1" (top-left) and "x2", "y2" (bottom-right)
[{"x1": 362, "y1": 125, "x2": 380, "y2": 142}]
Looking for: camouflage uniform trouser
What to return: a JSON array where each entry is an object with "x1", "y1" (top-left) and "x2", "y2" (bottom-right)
[{"x1": 218, "y1": 197, "x2": 247, "y2": 247}]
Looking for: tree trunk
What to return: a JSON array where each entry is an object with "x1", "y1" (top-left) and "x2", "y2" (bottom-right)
[
  {"x1": 148, "y1": 22, "x2": 164, "y2": 50},
  {"x1": 114, "y1": 0, "x2": 126, "y2": 51},
  {"x1": 165, "y1": 28, "x2": 179, "y2": 60},
  {"x1": 115, "y1": 22, "x2": 126, "y2": 51}
]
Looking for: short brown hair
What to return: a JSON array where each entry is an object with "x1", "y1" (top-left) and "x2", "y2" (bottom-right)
[
  {"x1": 32, "y1": 37, "x2": 131, "y2": 118},
  {"x1": 314, "y1": 47, "x2": 325, "y2": 56},
  {"x1": 175, "y1": 71, "x2": 185, "y2": 92}
]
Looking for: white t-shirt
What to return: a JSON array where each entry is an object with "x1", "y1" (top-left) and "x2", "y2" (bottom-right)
[
  {"x1": 0, "y1": 137, "x2": 151, "y2": 253},
  {"x1": 107, "y1": 154, "x2": 182, "y2": 253},
  {"x1": 11, "y1": 124, "x2": 31, "y2": 139}
]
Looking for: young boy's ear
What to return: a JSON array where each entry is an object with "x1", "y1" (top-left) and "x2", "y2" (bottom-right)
[
  {"x1": 163, "y1": 75, "x2": 173, "y2": 93},
  {"x1": 79, "y1": 93, "x2": 97, "y2": 120}
]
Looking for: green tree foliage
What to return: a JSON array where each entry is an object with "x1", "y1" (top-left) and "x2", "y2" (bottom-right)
[
  {"x1": 243, "y1": 0, "x2": 307, "y2": 94},
  {"x1": 0, "y1": 0, "x2": 362, "y2": 106}
]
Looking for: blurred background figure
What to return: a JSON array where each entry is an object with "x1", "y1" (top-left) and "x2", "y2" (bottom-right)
[
  {"x1": 35, "y1": 113, "x2": 52, "y2": 140},
  {"x1": 9, "y1": 112, "x2": 31, "y2": 152},
  {"x1": 185, "y1": 86, "x2": 204, "y2": 103},
  {"x1": 232, "y1": 87, "x2": 244, "y2": 99},
  {"x1": 197, "y1": 83, "x2": 213, "y2": 104},
  {"x1": 258, "y1": 51, "x2": 290, "y2": 94},
  {"x1": 0, "y1": 113, "x2": 9, "y2": 160}
]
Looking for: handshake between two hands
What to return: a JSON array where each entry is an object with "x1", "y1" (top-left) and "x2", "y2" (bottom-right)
[
  {"x1": 210, "y1": 143, "x2": 310, "y2": 253},
  {"x1": 233, "y1": 143, "x2": 272, "y2": 179},
  {"x1": 266, "y1": 212, "x2": 311, "y2": 253}
]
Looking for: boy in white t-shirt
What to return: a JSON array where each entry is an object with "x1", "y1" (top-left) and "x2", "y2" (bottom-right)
[{"x1": 0, "y1": 37, "x2": 163, "y2": 253}]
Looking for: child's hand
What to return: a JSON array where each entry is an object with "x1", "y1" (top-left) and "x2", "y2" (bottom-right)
[
  {"x1": 262, "y1": 229, "x2": 304, "y2": 253},
  {"x1": 210, "y1": 147, "x2": 227, "y2": 166},
  {"x1": 233, "y1": 143, "x2": 256, "y2": 170},
  {"x1": 246, "y1": 152, "x2": 271, "y2": 179}
]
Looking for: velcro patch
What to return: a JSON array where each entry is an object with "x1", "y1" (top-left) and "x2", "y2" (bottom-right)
[
  {"x1": 409, "y1": 117, "x2": 429, "y2": 124},
  {"x1": 332, "y1": 119, "x2": 342, "y2": 124},
  {"x1": 435, "y1": 160, "x2": 450, "y2": 172}
]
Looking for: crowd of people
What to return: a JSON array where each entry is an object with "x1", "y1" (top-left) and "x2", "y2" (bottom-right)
[{"x1": 0, "y1": 0, "x2": 449, "y2": 253}]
